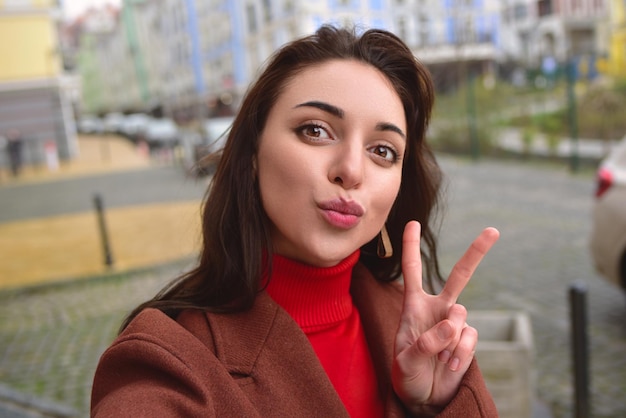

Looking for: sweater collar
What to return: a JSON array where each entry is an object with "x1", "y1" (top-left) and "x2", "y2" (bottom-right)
[{"x1": 264, "y1": 250, "x2": 360, "y2": 331}]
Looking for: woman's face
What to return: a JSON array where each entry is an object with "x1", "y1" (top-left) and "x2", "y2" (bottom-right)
[{"x1": 257, "y1": 59, "x2": 406, "y2": 267}]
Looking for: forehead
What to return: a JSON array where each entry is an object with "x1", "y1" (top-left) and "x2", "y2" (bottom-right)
[{"x1": 276, "y1": 59, "x2": 405, "y2": 123}]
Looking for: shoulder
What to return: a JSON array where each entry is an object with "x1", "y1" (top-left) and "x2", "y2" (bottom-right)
[
  {"x1": 105, "y1": 308, "x2": 215, "y2": 369},
  {"x1": 115, "y1": 296, "x2": 287, "y2": 367},
  {"x1": 92, "y1": 309, "x2": 219, "y2": 416},
  {"x1": 122, "y1": 307, "x2": 209, "y2": 345}
]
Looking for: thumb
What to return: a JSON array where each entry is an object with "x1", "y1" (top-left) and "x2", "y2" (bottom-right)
[{"x1": 413, "y1": 320, "x2": 455, "y2": 358}]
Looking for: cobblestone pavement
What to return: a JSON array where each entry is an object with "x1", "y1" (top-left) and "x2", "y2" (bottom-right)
[
  {"x1": 437, "y1": 157, "x2": 626, "y2": 418},
  {"x1": 1, "y1": 156, "x2": 625, "y2": 417}
]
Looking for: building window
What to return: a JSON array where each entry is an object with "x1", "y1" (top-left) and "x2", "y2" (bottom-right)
[
  {"x1": 418, "y1": 15, "x2": 429, "y2": 46},
  {"x1": 572, "y1": 0, "x2": 583, "y2": 11},
  {"x1": 456, "y1": 16, "x2": 474, "y2": 44},
  {"x1": 246, "y1": 4, "x2": 257, "y2": 33},
  {"x1": 514, "y1": 4, "x2": 527, "y2": 20},
  {"x1": 262, "y1": 0, "x2": 272, "y2": 23},
  {"x1": 284, "y1": 0, "x2": 294, "y2": 14},
  {"x1": 396, "y1": 17, "x2": 407, "y2": 41},
  {"x1": 452, "y1": 0, "x2": 473, "y2": 7},
  {"x1": 538, "y1": 0, "x2": 552, "y2": 16}
]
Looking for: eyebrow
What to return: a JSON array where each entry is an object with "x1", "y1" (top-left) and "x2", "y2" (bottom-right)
[
  {"x1": 294, "y1": 101, "x2": 344, "y2": 118},
  {"x1": 376, "y1": 122, "x2": 406, "y2": 139},
  {"x1": 294, "y1": 100, "x2": 406, "y2": 139}
]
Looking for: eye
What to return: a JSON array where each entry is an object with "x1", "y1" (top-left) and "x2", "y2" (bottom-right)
[
  {"x1": 295, "y1": 123, "x2": 332, "y2": 142},
  {"x1": 369, "y1": 144, "x2": 399, "y2": 165}
]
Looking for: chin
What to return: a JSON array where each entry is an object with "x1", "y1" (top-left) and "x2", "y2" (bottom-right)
[{"x1": 309, "y1": 248, "x2": 356, "y2": 267}]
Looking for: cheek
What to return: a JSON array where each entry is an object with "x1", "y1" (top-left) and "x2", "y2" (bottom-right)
[
  {"x1": 258, "y1": 147, "x2": 303, "y2": 190},
  {"x1": 257, "y1": 139, "x2": 309, "y2": 213},
  {"x1": 373, "y1": 172, "x2": 402, "y2": 216}
]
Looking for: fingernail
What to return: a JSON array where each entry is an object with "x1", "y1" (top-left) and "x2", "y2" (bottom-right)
[
  {"x1": 437, "y1": 323, "x2": 453, "y2": 341},
  {"x1": 439, "y1": 350, "x2": 451, "y2": 363},
  {"x1": 449, "y1": 357, "x2": 460, "y2": 371}
]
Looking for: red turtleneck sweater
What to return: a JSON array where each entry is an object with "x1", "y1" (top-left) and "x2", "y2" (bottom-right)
[{"x1": 265, "y1": 250, "x2": 385, "y2": 417}]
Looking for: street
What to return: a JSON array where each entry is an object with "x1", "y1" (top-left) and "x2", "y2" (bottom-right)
[
  {"x1": 0, "y1": 156, "x2": 625, "y2": 417},
  {"x1": 438, "y1": 157, "x2": 626, "y2": 417}
]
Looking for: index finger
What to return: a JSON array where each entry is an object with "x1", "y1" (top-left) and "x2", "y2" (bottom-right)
[
  {"x1": 401, "y1": 220, "x2": 423, "y2": 297},
  {"x1": 440, "y1": 227, "x2": 500, "y2": 303}
]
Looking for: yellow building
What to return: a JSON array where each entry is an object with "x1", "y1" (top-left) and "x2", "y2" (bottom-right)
[
  {"x1": 0, "y1": 1, "x2": 61, "y2": 81},
  {"x1": 608, "y1": 0, "x2": 626, "y2": 77},
  {"x1": 0, "y1": 0, "x2": 77, "y2": 171}
]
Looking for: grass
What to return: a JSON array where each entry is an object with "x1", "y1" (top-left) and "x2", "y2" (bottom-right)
[{"x1": 431, "y1": 77, "x2": 625, "y2": 160}]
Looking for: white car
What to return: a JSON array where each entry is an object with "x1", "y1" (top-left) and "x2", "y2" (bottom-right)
[
  {"x1": 77, "y1": 115, "x2": 104, "y2": 134},
  {"x1": 202, "y1": 116, "x2": 234, "y2": 153},
  {"x1": 103, "y1": 112, "x2": 125, "y2": 133},
  {"x1": 120, "y1": 113, "x2": 152, "y2": 139},
  {"x1": 145, "y1": 118, "x2": 179, "y2": 147},
  {"x1": 590, "y1": 135, "x2": 626, "y2": 291},
  {"x1": 192, "y1": 116, "x2": 235, "y2": 176}
]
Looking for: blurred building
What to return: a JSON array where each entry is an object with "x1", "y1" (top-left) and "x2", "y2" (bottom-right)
[
  {"x1": 606, "y1": 0, "x2": 626, "y2": 77},
  {"x1": 71, "y1": 0, "x2": 616, "y2": 121},
  {"x1": 500, "y1": 0, "x2": 608, "y2": 78},
  {"x1": 0, "y1": 0, "x2": 78, "y2": 168}
]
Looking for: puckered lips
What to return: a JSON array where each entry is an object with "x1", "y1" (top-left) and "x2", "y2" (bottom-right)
[{"x1": 318, "y1": 198, "x2": 364, "y2": 229}]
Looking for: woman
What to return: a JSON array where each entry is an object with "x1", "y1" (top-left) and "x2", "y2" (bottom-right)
[{"x1": 91, "y1": 25, "x2": 500, "y2": 417}]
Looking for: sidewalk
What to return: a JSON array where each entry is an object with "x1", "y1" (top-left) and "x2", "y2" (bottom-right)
[
  {"x1": 496, "y1": 127, "x2": 618, "y2": 161},
  {"x1": 2, "y1": 133, "x2": 625, "y2": 418},
  {"x1": 0, "y1": 134, "x2": 150, "y2": 186},
  {"x1": 0, "y1": 135, "x2": 204, "y2": 416},
  {"x1": 0, "y1": 135, "x2": 204, "y2": 290}
]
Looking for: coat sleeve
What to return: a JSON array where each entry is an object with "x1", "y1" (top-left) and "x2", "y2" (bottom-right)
[
  {"x1": 436, "y1": 359, "x2": 499, "y2": 418},
  {"x1": 91, "y1": 309, "x2": 256, "y2": 417},
  {"x1": 91, "y1": 333, "x2": 215, "y2": 417},
  {"x1": 391, "y1": 359, "x2": 498, "y2": 418}
]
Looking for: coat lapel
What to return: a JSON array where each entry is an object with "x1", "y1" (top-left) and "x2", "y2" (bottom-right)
[
  {"x1": 203, "y1": 291, "x2": 349, "y2": 417},
  {"x1": 351, "y1": 262, "x2": 408, "y2": 417}
]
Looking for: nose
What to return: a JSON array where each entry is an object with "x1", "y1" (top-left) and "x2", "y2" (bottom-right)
[{"x1": 328, "y1": 141, "x2": 364, "y2": 189}]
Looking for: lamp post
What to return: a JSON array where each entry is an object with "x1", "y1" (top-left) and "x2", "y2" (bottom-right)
[
  {"x1": 121, "y1": 0, "x2": 150, "y2": 105},
  {"x1": 467, "y1": 71, "x2": 479, "y2": 161},
  {"x1": 566, "y1": 57, "x2": 580, "y2": 173},
  {"x1": 453, "y1": 2, "x2": 480, "y2": 161}
]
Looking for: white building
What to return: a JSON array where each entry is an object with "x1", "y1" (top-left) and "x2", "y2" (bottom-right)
[{"x1": 74, "y1": 0, "x2": 610, "y2": 118}]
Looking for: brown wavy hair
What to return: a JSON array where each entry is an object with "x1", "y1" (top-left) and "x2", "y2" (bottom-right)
[{"x1": 121, "y1": 25, "x2": 443, "y2": 330}]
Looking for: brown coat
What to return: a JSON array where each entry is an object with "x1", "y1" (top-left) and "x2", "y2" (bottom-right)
[{"x1": 91, "y1": 263, "x2": 498, "y2": 417}]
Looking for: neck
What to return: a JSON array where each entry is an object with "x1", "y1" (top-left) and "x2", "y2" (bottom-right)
[{"x1": 264, "y1": 250, "x2": 360, "y2": 330}]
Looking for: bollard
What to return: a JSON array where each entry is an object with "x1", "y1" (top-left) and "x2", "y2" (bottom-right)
[
  {"x1": 93, "y1": 193, "x2": 114, "y2": 267},
  {"x1": 569, "y1": 282, "x2": 590, "y2": 418}
]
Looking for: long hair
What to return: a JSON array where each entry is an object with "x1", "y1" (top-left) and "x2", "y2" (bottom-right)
[{"x1": 121, "y1": 25, "x2": 443, "y2": 330}]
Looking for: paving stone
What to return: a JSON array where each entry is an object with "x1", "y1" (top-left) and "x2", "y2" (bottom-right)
[{"x1": 1, "y1": 156, "x2": 625, "y2": 417}]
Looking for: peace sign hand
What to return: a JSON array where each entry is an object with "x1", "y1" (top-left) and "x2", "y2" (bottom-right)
[{"x1": 391, "y1": 221, "x2": 500, "y2": 415}]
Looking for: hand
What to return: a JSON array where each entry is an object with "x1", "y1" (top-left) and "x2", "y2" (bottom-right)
[{"x1": 391, "y1": 221, "x2": 500, "y2": 414}]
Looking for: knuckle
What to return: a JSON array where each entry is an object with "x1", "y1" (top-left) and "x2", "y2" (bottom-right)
[
  {"x1": 415, "y1": 334, "x2": 434, "y2": 355},
  {"x1": 463, "y1": 325, "x2": 478, "y2": 340},
  {"x1": 450, "y1": 303, "x2": 468, "y2": 317}
]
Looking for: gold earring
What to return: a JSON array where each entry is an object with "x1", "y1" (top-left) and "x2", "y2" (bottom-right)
[{"x1": 377, "y1": 225, "x2": 393, "y2": 258}]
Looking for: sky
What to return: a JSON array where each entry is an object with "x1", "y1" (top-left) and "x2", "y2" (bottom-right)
[{"x1": 61, "y1": 0, "x2": 121, "y2": 20}]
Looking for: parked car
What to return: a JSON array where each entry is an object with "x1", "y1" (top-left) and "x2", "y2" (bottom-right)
[
  {"x1": 103, "y1": 112, "x2": 125, "y2": 133},
  {"x1": 77, "y1": 115, "x2": 104, "y2": 134},
  {"x1": 589, "y1": 135, "x2": 626, "y2": 291},
  {"x1": 202, "y1": 116, "x2": 234, "y2": 152},
  {"x1": 120, "y1": 113, "x2": 152, "y2": 140},
  {"x1": 193, "y1": 116, "x2": 234, "y2": 176},
  {"x1": 145, "y1": 118, "x2": 179, "y2": 148}
]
